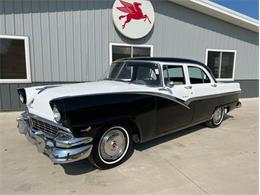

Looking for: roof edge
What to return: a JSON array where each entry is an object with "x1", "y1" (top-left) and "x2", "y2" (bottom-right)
[{"x1": 169, "y1": 0, "x2": 259, "y2": 33}]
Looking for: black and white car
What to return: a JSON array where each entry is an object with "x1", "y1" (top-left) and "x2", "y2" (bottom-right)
[{"x1": 17, "y1": 57, "x2": 241, "y2": 169}]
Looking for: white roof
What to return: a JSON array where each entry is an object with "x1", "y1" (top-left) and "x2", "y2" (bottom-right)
[{"x1": 169, "y1": 0, "x2": 259, "y2": 32}]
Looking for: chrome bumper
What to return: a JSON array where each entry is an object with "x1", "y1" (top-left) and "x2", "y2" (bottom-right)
[{"x1": 16, "y1": 113, "x2": 93, "y2": 164}]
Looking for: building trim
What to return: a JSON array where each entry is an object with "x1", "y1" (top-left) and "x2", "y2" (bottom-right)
[
  {"x1": 170, "y1": 0, "x2": 259, "y2": 32},
  {"x1": 0, "y1": 35, "x2": 32, "y2": 83},
  {"x1": 205, "y1": 49, "x2": 237, "y2": 82},
  {"x1": 109, "y1": 43, "x2": 154, "y2": 64}
]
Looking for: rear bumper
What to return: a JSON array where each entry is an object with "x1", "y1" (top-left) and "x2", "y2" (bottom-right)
[{"x1": 16, "y1": 113, "x2": 93, "y2": 164}]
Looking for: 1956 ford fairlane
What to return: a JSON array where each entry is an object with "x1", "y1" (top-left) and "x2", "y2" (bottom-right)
[{"x1": 17, "y1": 57, "x2": 241, "y2": 169}]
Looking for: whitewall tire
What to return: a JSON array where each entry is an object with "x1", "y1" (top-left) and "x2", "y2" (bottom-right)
[
  {"x1": 205, "y1": 107, "x2": 225, "y2": 128},
  {"x1": 90, "y1": 125, "x2": 133, "y2": 169}
]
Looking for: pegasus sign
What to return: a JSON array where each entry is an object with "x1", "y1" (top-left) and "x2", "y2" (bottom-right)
[{"x1": 112, "y1": 0, "x2": 155, "y2": 39}]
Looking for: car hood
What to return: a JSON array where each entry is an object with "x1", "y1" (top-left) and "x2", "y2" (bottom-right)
[{"x1": 26, "y1": 80, "x2": 153, "y2": 121}]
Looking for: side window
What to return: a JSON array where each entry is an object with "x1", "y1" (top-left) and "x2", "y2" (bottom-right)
[
  {"x1": 188, "y1": 66, "x2": 211, "y2": 84},
  {"x1": 133, "y1": 63, "x2": 160, "y2": 86},
  {"x1": 163, "y1": 65, "x2": 185, "y2": 85},
  {"x1": 202, "y1": 71, "x2": 210, "y2": 83}
]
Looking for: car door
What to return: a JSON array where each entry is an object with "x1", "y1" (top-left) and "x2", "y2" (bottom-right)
[
  {"x1": 186, "y1": 65, "x2": 217, "y2": 123},
  {"x1": 156, "y1": 64, "x2": 193, "y2": 135}
]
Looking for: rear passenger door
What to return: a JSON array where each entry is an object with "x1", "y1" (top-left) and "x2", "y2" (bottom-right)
[{"x1": 187, "y1": 65, "x2": 217, "y2": 123}]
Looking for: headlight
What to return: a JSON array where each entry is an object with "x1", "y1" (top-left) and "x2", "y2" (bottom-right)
[
  {"x1": 53, "y1": 106, "x2": 61, "y2": 122},
  {"x1": 19, "y1": 94, "x2": 25, "y2": 103}
]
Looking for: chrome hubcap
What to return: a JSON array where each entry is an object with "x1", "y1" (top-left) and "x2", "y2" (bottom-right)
[
  {"x1": 99, "y1": 128, "x2": 127, "y2": 161},
  {"x1": 213, "y1": 108, "x2": 223, "y2": 124}
]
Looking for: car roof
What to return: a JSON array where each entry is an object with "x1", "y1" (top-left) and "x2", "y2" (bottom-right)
[
  {"x1": 120, "y1": 57, "x2": 205, "y2": 65},
  {"x1": 117, "y1": 57, "x2": 208, "y2": 69}
]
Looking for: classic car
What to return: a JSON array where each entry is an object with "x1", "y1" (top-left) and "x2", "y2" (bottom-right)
[{"x1": 17, "y1": 57, "x2": 241, "y2": 169}]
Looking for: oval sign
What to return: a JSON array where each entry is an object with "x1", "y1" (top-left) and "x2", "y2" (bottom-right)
[{"x1": 112, "y1": 0, "x2": 155, "y2": 39}]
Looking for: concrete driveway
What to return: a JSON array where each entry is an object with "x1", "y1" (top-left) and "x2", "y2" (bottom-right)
[{"x1": 0, "y1": 98, "x2": 258, "y2": 195}]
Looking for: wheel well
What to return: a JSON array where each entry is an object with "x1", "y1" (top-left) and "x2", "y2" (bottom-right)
[
  {"x1": 224, "y1": 106, "x2": 230, "y2": 113},
  {"x1": 124, "y1": 120, "x2": 141, "y2": 143},
  {"x1": 100, "y1": 120, "x2": 142, "y2": 143},
  {"x1": 213, "y1": 105, "x2": 228, "y2": 113}
]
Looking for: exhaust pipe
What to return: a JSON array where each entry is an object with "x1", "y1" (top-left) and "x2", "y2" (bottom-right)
[{"x1": 236, "y1": 101, "x2": 242, "y2": 108}]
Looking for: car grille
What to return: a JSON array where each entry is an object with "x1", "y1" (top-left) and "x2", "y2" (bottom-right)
[{"x1": 30, "y1": 118, "x2": 61, "y2": 138}]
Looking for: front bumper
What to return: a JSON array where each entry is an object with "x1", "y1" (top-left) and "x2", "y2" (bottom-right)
[{"x1": 16, "y1": 113, "x2": 93, "y2": 164}]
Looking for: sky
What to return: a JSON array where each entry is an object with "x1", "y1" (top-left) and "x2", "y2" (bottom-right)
[{"x1": 212, "y1": 0, "x2": 259, "y2": 20}]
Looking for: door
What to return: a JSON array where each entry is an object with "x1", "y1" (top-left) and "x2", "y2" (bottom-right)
[
  {"x1": 156, "y1": 64, "x2": 193, "y2": 135},
  {"x1": 187, "y1": 65, "x2": 217, "y2": 123}
]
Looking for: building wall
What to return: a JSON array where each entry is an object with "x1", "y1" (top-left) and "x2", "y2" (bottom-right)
[{"x1": 0, "y1": 0, "x2": 258, "y2": 111}]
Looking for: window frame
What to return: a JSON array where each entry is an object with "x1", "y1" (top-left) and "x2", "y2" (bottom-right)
[
  {"x1": 187, "y1": 65, "x2": 212, "y2": 85},
  {"x1": 205, "y1": 49, "x2": 237, "y2": 81},
  {"x1": 109, "y1": 42, "x2": 153, "y2": 64},
  {"x1": 0, "y1": 35, "x2": 31, "y2": 83},
  {"x1": 162, "y1": 64, "x2": 186, "y2": 86}
]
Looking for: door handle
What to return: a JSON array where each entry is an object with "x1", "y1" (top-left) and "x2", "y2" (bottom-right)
[
  {"x1": 211, "y1": 84, "x2": 217, "y2": 87},
  {"x1": 185, "y1": 86, "x2": 192, "y2": 89}
]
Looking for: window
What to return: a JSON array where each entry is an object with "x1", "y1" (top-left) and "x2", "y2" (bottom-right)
[
  {"x1": 108, "y1": 61, "x2": 161, "y2": 87},
  {"x1": 0, "y1": 35, "x2": 31, "y2": 83},
  {"x1": 206, "y1": 49, "x2": 236, "y2": 80},
  {"x1": 163, "y1": 65, "x2": 185, "y2": 85},
  {"x1": 188, "y1": 66, "x2": 211, "y2": 84},
  {"x1": 110, "y1": 43, "x2": 153, "y2": 63}
]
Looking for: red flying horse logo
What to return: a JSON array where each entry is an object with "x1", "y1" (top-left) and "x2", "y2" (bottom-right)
[{"x1": 117, "y1": 0, "x2": 151, "y2": 29}]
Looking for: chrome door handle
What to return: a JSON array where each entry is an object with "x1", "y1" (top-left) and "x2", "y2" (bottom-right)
[
  {"x1": 185, "y1": 86, "x2": 192, "y2": 89},
  {"x1": 211, "y1": 84, "x2": 217, "y2": 87}
]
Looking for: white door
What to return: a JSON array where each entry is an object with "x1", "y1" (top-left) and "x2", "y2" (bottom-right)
[{"x1": 186, "y1": 65, "x2": 217, "y2": 122}]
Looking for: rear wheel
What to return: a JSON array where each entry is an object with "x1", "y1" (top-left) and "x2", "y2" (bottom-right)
[
  {"x1": 205, "y1": 107, "x2": 225, "y2": 128},
  {"x1": 89, "y1": 125, "x2": 133, "y2": 169}
]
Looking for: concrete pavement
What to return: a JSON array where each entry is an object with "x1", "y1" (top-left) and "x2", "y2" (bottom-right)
[{"x1": 0, "y1": 98, "x2": 258, "y2": 195}]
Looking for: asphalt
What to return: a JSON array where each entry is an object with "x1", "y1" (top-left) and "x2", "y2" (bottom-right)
[{"x1": 0, "y1": 98, "x2": 258, "y2": 195}]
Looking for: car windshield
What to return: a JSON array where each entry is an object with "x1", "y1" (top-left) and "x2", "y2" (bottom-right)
[{"x1": 107, "y1": 61, "x2": 162, "y2": 87}]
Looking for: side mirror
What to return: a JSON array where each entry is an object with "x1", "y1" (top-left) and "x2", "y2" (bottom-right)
[{"x1": 167, "y1": 81, "x2": 174, "y2": 88}]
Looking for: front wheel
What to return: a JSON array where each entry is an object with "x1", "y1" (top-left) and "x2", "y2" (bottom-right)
[
  {"x1": 205, "y1": 107, "x2": 225, "y2": 128},
  {"x1": 89, "y1": 125, "x2": 133, "y2": 169}
]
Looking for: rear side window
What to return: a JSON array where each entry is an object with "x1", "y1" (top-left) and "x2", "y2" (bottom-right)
[
  {"x1": 163, "y1": 65, "x2": 185, "y2": 85},
  {"x1": 188, "y1": 66, "x2": 211, "y2": 84}
]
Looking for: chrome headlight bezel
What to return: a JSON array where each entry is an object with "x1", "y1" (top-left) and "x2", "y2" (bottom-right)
[{"x1": 52, "y1": 106, "x2": 61, "y2": 122}]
